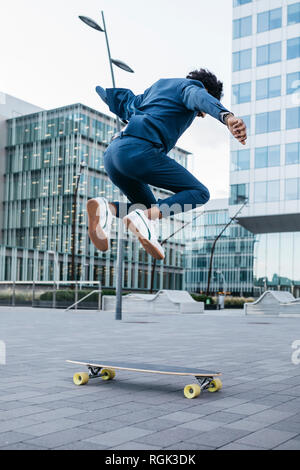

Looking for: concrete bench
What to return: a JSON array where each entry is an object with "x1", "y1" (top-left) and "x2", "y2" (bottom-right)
[{"x1": 102, "y1": 290, "x2": 204, "y2": 314}]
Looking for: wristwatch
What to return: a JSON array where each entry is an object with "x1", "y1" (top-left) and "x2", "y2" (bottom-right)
[{"x1": 220, "y1": 112, "x2": 234, "y2": 125}]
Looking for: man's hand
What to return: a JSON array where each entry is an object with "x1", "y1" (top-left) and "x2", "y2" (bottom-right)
[{"x1": 226, "y1": 115, "x2": 247, "y2": 145}]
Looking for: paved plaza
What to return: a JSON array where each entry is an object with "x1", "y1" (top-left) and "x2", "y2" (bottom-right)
[{"x1": 0, "y1": 306, "x2": 300, "y2": 450}]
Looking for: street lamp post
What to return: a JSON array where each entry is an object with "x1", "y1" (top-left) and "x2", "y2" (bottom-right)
[{"x1": 79, "y1": 11, "x2": 134, "y2": 321}]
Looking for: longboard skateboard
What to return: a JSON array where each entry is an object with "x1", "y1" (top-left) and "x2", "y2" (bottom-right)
[{"x1": 66, "y1": 360, "x2": 222, "y2": 399}]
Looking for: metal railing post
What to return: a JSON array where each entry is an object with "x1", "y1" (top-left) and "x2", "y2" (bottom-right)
[
  {"x1": 32, "y1": 281, "x2": 35, "y2": 307},
  {"x1": 75, "y1": 281, "x2": 78, "y2": 311},
  {"x1": 98, "y1": 280, "x2": 102, "y2": 311},
  {"x1": 12, "y1": 281, "x2": 16, "y2": 306},
  {"x1": 53, "y1": 281, "x2": 56, "y2": 309}
]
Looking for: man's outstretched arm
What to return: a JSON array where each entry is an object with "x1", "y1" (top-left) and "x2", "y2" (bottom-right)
[
  {"x1": 95, "y1": 86, "x2": 143, "y2": 121},
  {"x1": 181, "y1": 85, "x2": 247, "y2": 145}
]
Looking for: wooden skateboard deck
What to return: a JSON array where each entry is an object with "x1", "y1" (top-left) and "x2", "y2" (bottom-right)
[{"x1": 66, "y1": 360, "x2": 222, "y2": 399}]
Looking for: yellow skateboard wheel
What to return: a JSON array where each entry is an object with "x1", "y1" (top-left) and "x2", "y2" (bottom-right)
[
  {"x1": 184, "y1": 384, "x2": 201, "y2": 399},
  {"x1": 73, "y1": 372, "x2": 89, "y2": 386},
  {"x1": 208, "y1": 378, "x2": 223, "y2": 392},
  {"x1": 101, "y1": 368, "x2": 116, "y2": 381}
]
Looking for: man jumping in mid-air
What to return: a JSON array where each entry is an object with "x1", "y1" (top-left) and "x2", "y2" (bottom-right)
[{"x1": 87, "y1": 69, "x2": 247, "y2": 260}]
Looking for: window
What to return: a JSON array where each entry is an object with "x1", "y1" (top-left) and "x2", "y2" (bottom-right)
[
  {"x1": 286, "y1": 107, "x2": 300, "y2": 129},
  {"x1": 285, "y1": 178, "x2": 300, "y2": 200},
  {"x1": 256, "y1": 76, "x2": 281, "y2": 100},
  {"x1": 286, "y1": 143, "x2": 300, "y2": 165},
  {"x1": 268, "y1": 180, "x2": 280, "y2": 202},
  {"x1": 231, "y1": 149, "x2": 250, "y2": 171},
  {"x1": 287, "y1": 72, "x2": 300, "y2": 95},
  {"x1": 287, "y1": 37, "x2": 300, "y2": 60},
  {"x1": 233, "y1": 0, "x2": 252, "y2": 6},
  {"x1": 255, "y1": 146, "x2": 280, "y2": 168},
  {"x1": 257, "y1": 8, "x2": 282, "y2": 33},
  {"x1": 256, "y1": 111, "x2": 281, "y2": 134},
  {"x1": 232, "y1": 82, "x2": 251, "y2": 104},
  {"x1": 254, "y1": 181, "x2": 280, "y2": 202},
  {"x1": 233, "y1": 16, "x2": 252, "y2": 39},
  {"x1": 257, "y1": 42, "x2": 281, "y2": 66},
  {"x1": 254, "y1": 182, "x2": 266, "y2": 202},
  {"x1": 230, "y1": 184, "x2": 249, "y2": 205},
  {"x1": 288, "y1": 3, "x2": 300, "y2": 25},
  {"x1": 233, "y1": 49, "x2": 252, "y2": 71}
]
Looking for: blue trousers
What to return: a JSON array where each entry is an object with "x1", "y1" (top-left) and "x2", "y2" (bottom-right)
[{"x1": 104, "y1": 135, "x2": 210, "y2": 218}]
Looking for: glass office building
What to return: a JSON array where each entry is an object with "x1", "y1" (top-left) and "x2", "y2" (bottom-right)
[
  {"x1": 1, "y1": 101, "x2": 189, "y2": 290},
  {"x1": 230, "y1": 0, "x2": 300, "y2": 295},
  {"x1": 185, "y1": 199, "x2": 255, "y2": 295}
]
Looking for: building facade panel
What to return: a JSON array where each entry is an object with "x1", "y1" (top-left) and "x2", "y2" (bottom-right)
[{"x1": 230, "y1": 0, "x2": 300, "y2": 293}]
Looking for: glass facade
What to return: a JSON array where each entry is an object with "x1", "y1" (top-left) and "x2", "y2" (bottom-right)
[
  {"x1": 288, "y1": 2, "x2": 300, "y2": 25},
  {"x1": 257, "y1": 8, "x2": 282, "y2": 33},
  {"x1": 185, "y1": 202, "x2": 255, "y2": 295},
  {"x1": 286, "y1": 142, "x2": 300, "y2": 165},
  {"x1": 233, "y1": 0, "x2": 252, "y2": 6},
  {"x1": 233, "y1": 49, "x2": 252, "y2": 72},
  {"x1": 230, "y1": 184, "x2": 249, "y2": 205},
  {"x1": 287, "y1": 37, "x2": 300, "y2": 60},
  {"x1": 254, "y1": 232, "x2": 300, "y2": 298},
  {"x1": 254, "y1": 180, "x2": 280, "y2": 203},
  {"x1": 233, "y1": 16, "x2": 252, "y2": 39},
  {"x1": 2, "y1": 104, "x2": 188, "y2": 290},
  {"x1": 230, "y1": 0, "x2": 300, "y2": 297},
  {"x1": 285, "y1": 178, "x2": 300, "y2": 200},
  {"x1": 231, "y1": 149, "x2": 250, "y2": 171},
  {"x1": 256, "y1": 76, "x2": 281, "y2": 100},
  {"x1": 256, "y1": 110, "x2": 281, "y2": 134},
  {"x1": 287, "y1": 71, "x2": 300, "y2": 94},
  {"x1": 232, "y1": 82, "x2": 251, "y2": 104},
  {"x1": 286, "y1": 107, "x2": 300, "y2": 129},
  {"x1": 256, "y1": 42, "x2": 281, "y2": 66},
  {"x1": 255, "y1": 146, "x2": 280, "y2": 169}
]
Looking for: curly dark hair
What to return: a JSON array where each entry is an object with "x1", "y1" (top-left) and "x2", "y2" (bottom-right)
[{"x1": 186, "y1": 69, "x2": 224, "y2": 101}]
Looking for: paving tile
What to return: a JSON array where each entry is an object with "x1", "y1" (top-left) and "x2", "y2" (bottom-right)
[
  {"x1": 0, "y1": 432, "x2": 34, "y2": 447},
  {"x1": 274, "y1": 438, "x2": 300, "y2": 450},
  {"x1": 135, "y1": 427, "x2": 202, "y2": 447},
  {"x1": 14, "y1": 418, "x2": 85, "y2": 437},
  {"x1": 24, "y1": 427, "x2": 100, "y2": 449},
  {"x1": 226, "y1": 403, "x2": 271, "y2": 415},
  {"x1": 188, "y1": 427, "x2": 252, "y2": 448},
  {"x1": 235, "y1": 429, "x2": 298, "y2": 449},
  {"x1": 56, "y1": 441, "x2": 108, "y2": 450},
  {"x1": 84, "y1": 426, "x2": 153, "y2": 447},
  {"x1": 111, "y1": 441, "x2": 160, "y2": 450},
  {"x1": 219, "y1": 443, "x2": 265, "y2": 450},
  {"x1": 164, "y1": 442, "x2": 214, "y2": 450}
]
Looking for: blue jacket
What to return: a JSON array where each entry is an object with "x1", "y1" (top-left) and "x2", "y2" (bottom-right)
[{"x1": 96, "y1": 78, "x2": 230, "y2": 153}]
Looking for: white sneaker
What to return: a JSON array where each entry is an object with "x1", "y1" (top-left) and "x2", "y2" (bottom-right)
[
  {"x1": 123, "y1": 209, "x2": 165, "y2": 260},
  {"x1": 87, "y1": 197, "x2": 113, "y2": 252}
]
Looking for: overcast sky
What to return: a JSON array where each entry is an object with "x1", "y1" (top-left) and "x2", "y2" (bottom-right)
[{"x1": 0, "y1": 0, "x2": 233, "y2": 199}]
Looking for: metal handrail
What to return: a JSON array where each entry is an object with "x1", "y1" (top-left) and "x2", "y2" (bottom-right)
[{"x1": 65, "y1": 289, "x2": 102, "y2": 312}]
